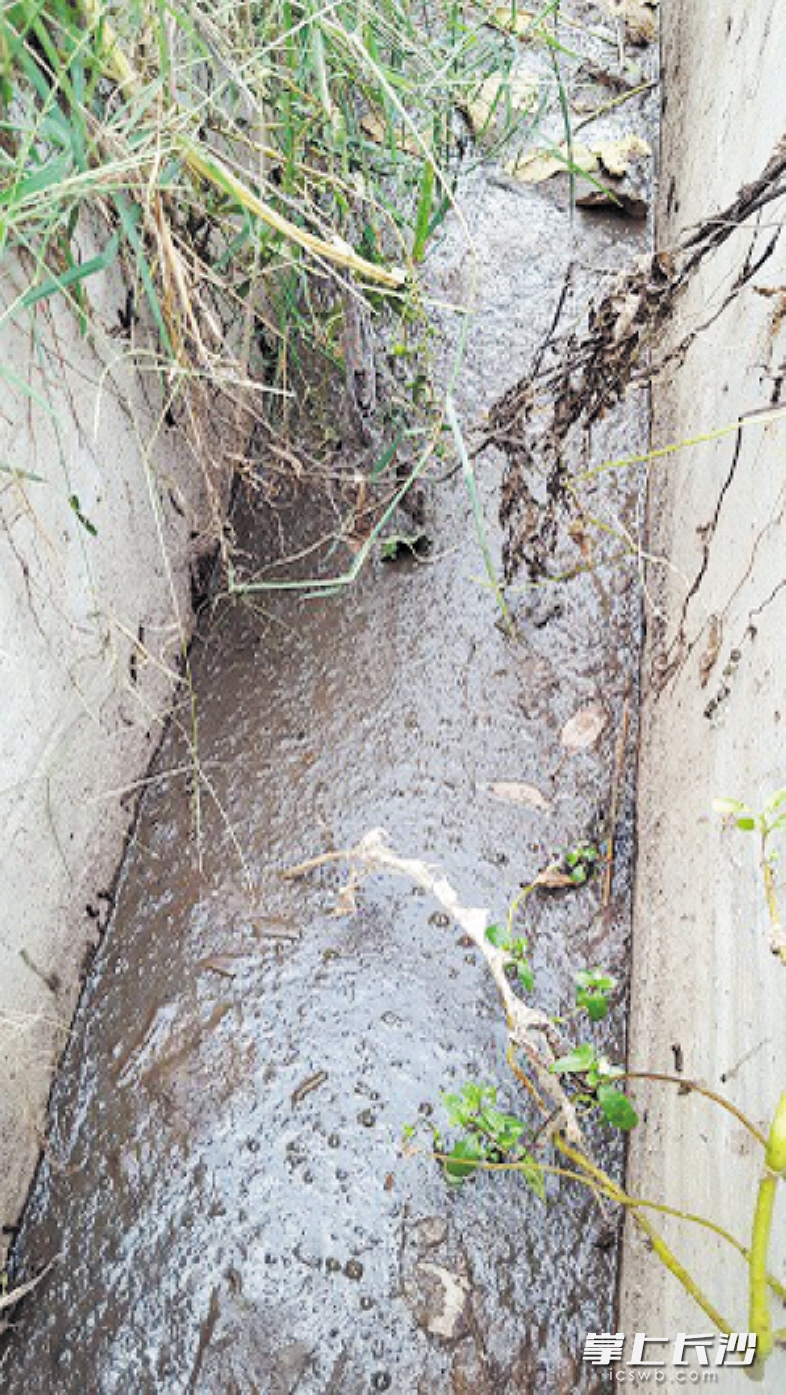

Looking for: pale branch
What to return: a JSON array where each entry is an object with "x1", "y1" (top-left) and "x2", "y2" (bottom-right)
[{"x1": 285, "y1": 826, "x2": 583, "y2": 1144}]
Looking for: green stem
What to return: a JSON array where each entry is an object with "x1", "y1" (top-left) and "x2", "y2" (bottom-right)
[
  {"x1": 556, "y1": 1137, "x2": 733, "y2": 1333},
  {"x1": 749, "y1": 1094, "x2": 786, "y2": 1364}
]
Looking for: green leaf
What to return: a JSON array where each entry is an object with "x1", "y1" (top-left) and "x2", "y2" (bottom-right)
[
  {"x1": 113, "y1": 194, "x2": 174, "y2": 356},
  {"x1": 764, "y1": 789, "x2": 786, "y2": 814},
  {"x1": 736, "y1": 817, "x2": 757, "y2": 832},
  {"x1": 68, "y1": 493, "x2": 97, "y2": 536},
  {"x1": 441, "y1": 1092, "x2": 466, "y2": 1126},
  {"x1": 444, "y1": 1137, "x2": 485, "y2": 1183},
  {"x1": 379, "y1": 531, "x2": 431, "y2": 561},
  {"x1": 712, "y1": 798, "x2": 749, "y2": 816},
  {"x1": 516, "y1": 961, "x2": 535, "y2": 991},
  {"x1": 20, "y1": 232, "x2": 120, "y2": 310},
  {"x1": 551, "y1": 1044, "x2": 596, "y2": 1076},
  {"x1": 579, "y1": 991, "x2": 609, "y2": 1022},
  {"x1": 412, "y1": 156, "x2": 435, "y2": 262},
  {"x1": 442, "y1": 1083, "x2": 496, "y2": 1127},
  {"x1": 576, "y1": 969, "x2": 616, "y2": 1021},
  {"x1": 597, "y1": 1084, "x2": 638, "y2": 1131},
  {"x1": 0, "y1": 153, "x2": 72, "y2": 211},
  {"x1": 517, "y1": 1153, "x2": 546, "y2": 1200},
  {"x1": 485, "y1": 924, "x2": 510, "y2": 950},
  {"x1": 575, "y1": 969, "x2": 616, "y2": 993},
  {"x1": 464, "y1": 1083, "x2": 495, "y2": 1112},
  {"x1": 0, "y1": 461, "x2": 46, "y2": 483},
  {"x1": 593, "y1": 1054, "x2": 623, "y2": 1082},
  {"x1": 566, "y1": 843, "x2": 599, "y2": 868},
  {"x1": 480, "y1": 1109, "x2": 524, "y2": 1151}
]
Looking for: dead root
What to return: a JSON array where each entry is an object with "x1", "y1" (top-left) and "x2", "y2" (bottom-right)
[
  {"x1": 284, "y1": 826, "x2": 583, "y2": 1144},
  {"x1": 486, "y1": 137, "x2": 786, "y2": 581}
]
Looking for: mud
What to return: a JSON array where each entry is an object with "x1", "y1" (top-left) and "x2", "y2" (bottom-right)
[{"x1": 1, "y1": 163, "x2": 650, "y2": 1391}]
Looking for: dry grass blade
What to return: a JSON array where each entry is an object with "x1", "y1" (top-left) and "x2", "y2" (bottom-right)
[{"x1": 0, "y1": 1261, "x2": 56, "y2": 1314}]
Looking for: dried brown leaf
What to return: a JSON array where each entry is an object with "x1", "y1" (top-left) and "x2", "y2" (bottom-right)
[
  {"x1": 560, "y1": 703, "x2": 608, "y2": 751},
  {"x1": 534, "y1": 865, "x2": 576, "y2": 889},
  {"x1": 360, "y1": 112, "x2": 421, "y2": 157},
  {"x1": 461, "y1": 73, "x2": 538, "y2": 135},
  {"x1": 491, "y1": 7, "x2": 541, "y2": 39},
  {"x1": 506, "y1": 142, "x2": 598, "y2": 184},
  {"x1": 487, "y1": 780, "x2": 551, "y2": 811},
  {"x1": 595, "y1": 133, "x2": 651, "y2": 177}
]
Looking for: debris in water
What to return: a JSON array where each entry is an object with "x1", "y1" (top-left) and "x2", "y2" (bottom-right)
[
  {"x1": 403, "y1": 1261, "x2": 472, "y2": 1340},
  {"x1": 488, "y1": 137, "x2": 786, "y2": 582},
  {"x1": 291, "y1": 1070, "x2": 329, "y2": 1107},
  {"x1": 533, "y1": 865, "x2": 580, "y2": 890},
  {"x1": 506, "y1": 133, "x2": 650, "y2": 197}
]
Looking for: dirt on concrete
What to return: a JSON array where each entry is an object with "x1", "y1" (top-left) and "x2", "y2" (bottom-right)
[{"x1": 620, "y1": 3, "x2": 786, "y2": 1388}]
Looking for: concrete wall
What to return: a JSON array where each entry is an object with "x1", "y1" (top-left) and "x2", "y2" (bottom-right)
[
  {"x1": 0, "y1": 260, "x2": 233, "y2": 1251},
  {"x1": 622, "y1": 2, "x2": 786, "y2": 1385}
]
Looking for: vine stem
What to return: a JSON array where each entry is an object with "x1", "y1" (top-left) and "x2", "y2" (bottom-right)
[
  {"x1": 555, "y1": 1136, "x2": 733, "y2": 1333},
  {"x1": 619, "y1": 1071, "x2": 766, "y2": 1147},
  {"x1": 749, "y1": 1094, "x2": 786, "y2": 1362},
  {"x1": 285, "y1": 827, "x2": 583, "y2": 1142},
  {"x1": 415, "y1": 1145, "x2": 786, "y2": 1303}
]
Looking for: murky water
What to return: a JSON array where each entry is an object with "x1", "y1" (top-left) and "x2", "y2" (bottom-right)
[{"x1": 2, "y1": 164, "x2": 649, "y2": 1391}]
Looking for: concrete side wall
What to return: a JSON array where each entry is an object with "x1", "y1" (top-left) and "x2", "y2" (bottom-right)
[
  {"x1": 0, "y1": 262, "x2": 232, "y2": 1246},
  {"x1": 622, "y1": 2, "x2": 786, "y2": 1384}
]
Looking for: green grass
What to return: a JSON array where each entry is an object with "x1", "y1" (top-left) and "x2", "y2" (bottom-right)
[
  {"x1": 0, "y1": 1, "x2": 539, "y2": 381},
  {"x1": 0, "y1": 0, "x2": 616, "y2": 608}
]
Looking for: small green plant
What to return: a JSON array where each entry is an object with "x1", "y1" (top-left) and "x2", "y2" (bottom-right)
[
  {"x1": 529, "y1": 838, "x2": 602, "y2": 890},
  {"x1": 412, "y1": 919, "x2": 631, "y2": 1193},
  {"x1": 562, "y1": 840, "x2": 601, "y2": 886},
  {"x1": 714, "y1": 789, "x2": 786, "y2": 962},
  {"x1": 475, "y1": 926, "x2": 632, "y2": 1134},
  {"x1": 292, "y1": 828, "x2": 786, "y2": 1378},
  {"x1": 379, "y1": 531, "x2": 432, "y2": 562},
  {"x1": 713, "y1": 789, "x2": 786, "y2": 838},
  {"x1": 436, "y1": 1082, "x2": 545, "y2": 1193},
  {"x1": 551, "y1": 1043, "x2": 638, "y2": 1131},
  {"x1": 574, "y1": 968, "x2": 616, "y2": 1021},
  {"x1": 485, "y1": 924, "x2": 535, "y2": 990}
]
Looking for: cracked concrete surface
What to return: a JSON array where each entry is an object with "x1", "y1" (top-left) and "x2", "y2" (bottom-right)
[{"x1": 621, "y1": 2, "x2": 786, "y2": 1385}]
